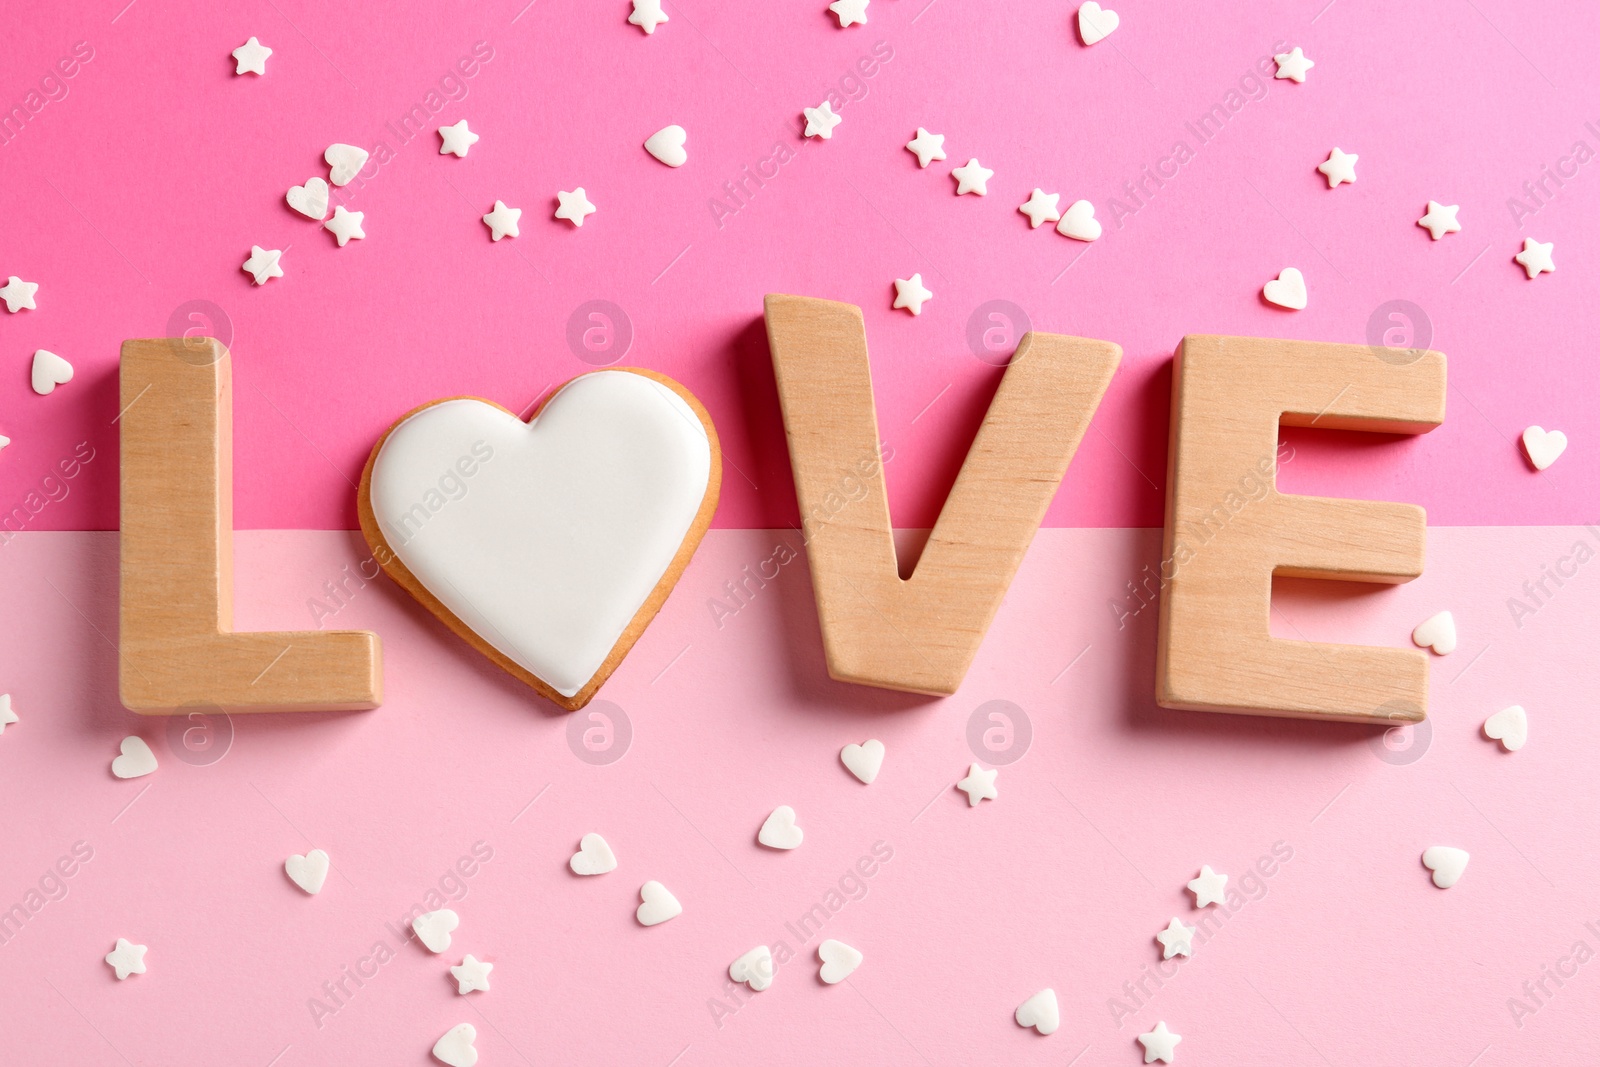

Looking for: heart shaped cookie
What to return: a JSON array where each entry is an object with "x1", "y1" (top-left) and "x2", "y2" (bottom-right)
[{"x1": 359, "y1": 369, "x2": 720, "y2": 710}]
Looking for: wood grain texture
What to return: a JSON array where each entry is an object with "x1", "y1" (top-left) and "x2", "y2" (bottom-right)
[
  {"x1": 1155, "y1": 334, "x2": 1447, "y2": 724},
  {"x1": 356, "y1": 369, "x2": 721, "y2": 712},
  {"x1": 764, "y1": 293, "x2": 1120, "y2": 696},
  {"x1": 119, "y1": 338, "x2": 382, "y2": 714}
]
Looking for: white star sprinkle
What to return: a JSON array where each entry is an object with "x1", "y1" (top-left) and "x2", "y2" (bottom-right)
[
  {"x1": 1155, "y1": 917, "x2": 1195, "y2": 959},
  {"x1": 1019, "y1": 188, "x2": 1062, "y2": 228},
  {"x1": 231, "y1": 37, "x2": 272, "y2": 76},
  {"x1": 955, "y1": 762, "x2": 998, "y2": 806},
  {"x1": 1273, "y1": 46, "x2": 1314, "y2": 83},
  {"x1": 892, "y1": 273, "x2": 932, "y2": 315},
  {"x1": 951, "y1": 158, "x2": 993, "y2": 196},
  {"x1": 1187, "y1": 864, "x2": 1228, "y2": 907},
  {"x1": 482, "y1": 200, "x2": 522, "y2": 241},
  {"x1": 555, "y1": 188, "x2": 597, "y2": 227},
  {"x1": 804, "y1": 101, "x2": 842, "y2": 140},
  {"x1": 905, "y1": 127, "x2": 946, "y2": 168},
  {"x1": 324, "y1": 206, "x2": 366, "y2": 246},
  {"x1": 105, "y1": 938, "x2": 147, "y2": 980},
  {"x1": 0, "y1": 275, "x2": 39, "y2": 313},
  {"x1": 1417, "y1": 200, "x2": 1461, "y2": 240},
  {"x1": 0, "y1": 433, "x2": 8, "y2": 453},
  {"x1": 1317, "y1": 147, "x2": 1358, "y2": 188},
  {"x1": 450, "y1": 954, "x2": 493, "y2": 994},
  {"x1": 0, "y1": 694, "x2": 17, "y2": 733},
  {"x1": 241, "y1": 246, "x2": 283, "y2": 285},
  {"x1": 1515, "y1": 237, "x2": 1555, "y2": 279},
  {"x1": 828, "y1": 0, "x2": 869, "y2": 27},
  {"x1": 628, "y1": 0, "x2": 669, "y2": 34},
  {"x1": 439, "y1": 120, "x2": 480, "y2": 158},
  {"x1": 1138, "y1": 1021, "x2": 1182, "y2": 1064}
]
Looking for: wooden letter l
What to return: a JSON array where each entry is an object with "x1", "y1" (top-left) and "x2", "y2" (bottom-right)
[{"x1": 119, "y1": 338, "x2": 382, "y2": 713}]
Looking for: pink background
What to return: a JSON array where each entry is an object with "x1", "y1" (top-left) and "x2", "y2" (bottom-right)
[
  {"x1": 2, "y1": 528, "x2": 1597, "y2": 1065},
  {"x1": 0, "y1": 0, "x2": 1596, "y2": 531}
]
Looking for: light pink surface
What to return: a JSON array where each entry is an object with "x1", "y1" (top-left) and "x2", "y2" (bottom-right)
[
  {"x1": 1, "y1": 1, "x2": 1597, "y2": 532},
  {"x1": 0, "y1": 528, "x2": 1596, "y2": 1065}
]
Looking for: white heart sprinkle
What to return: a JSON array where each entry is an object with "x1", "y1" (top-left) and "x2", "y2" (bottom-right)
[
  {"x1": 818, "y1": 938, "x2": 863, "y2": 984},
  {"x1": 1077, "y1": 2, "x2": 1120, "y2": 45},
  {"x1": 1263, "y1": 266, "x2": 1307, "y2": 310},
  {"x1": 636, "y1": 880, "x2": 682, "y2": 926},
  {"x1": 285, "y1": 849, "x2": 330, "y2": 895},
  {"x1": 324, "y1": 143, "x2": 370, "y2": 187},
  {"x1": 412, "y1": 909, "x2": 459, "y2": 953},
  {"x1": 758, "y1": 805, "x2": 803, "y2": 849},
  {"x1": 1483, "y1": 705, "x2": 1527, "y2": 752},
  {"x1": 1522, "y1": 426, "x2": 1567, "y2": 471},
  {"x1": 31, "y1": 350, "x2": 74, "y2": 396},
  {"x1": 111, "y1": 736, "x2": 157, "y2": 779},
  {"x1": 432, "y1": 1023, "x2": 478, "y2": 1067},
  {"x1": 1422, "y1": 845, "x2": 1469, "y2": 889},
  {"x1": 729, "y1": 945, "x2": 775, "y2": 991},
  {"x1": 840, "y1": 739, "x2": 885, "y2": 784},
  {"x1": 1411, "y1": 611, "x2": 1456, "y2": 655},
  {"x1": 569, "y1": 832, "x2": 618, "y2": 875},
  {"x1": 1056, "y1": 199, "x2": 1101, "y2": 242},
  {"x1": 1016, "y1": 987, "x2": 1060, "y2": 1034},
  {"x1": 286, "y1": 177, "x2": 330, "y2": 220},
  {"x1": 644, "y1": 124, "x2": 688, "y2": 168}
]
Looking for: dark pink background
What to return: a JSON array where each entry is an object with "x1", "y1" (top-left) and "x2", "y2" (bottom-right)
[{"x1": 1, "y1": 0, "x2": 1595, "y2": 532}]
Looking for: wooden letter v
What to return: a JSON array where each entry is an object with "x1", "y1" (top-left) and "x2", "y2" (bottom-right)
[{"x1": 764, "y1": 294, "x2": 1120, "y2": 695}]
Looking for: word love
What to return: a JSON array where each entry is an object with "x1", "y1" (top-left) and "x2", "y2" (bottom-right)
[{"x1": 115, "y1": 294, "x2": 1445, "y2": 726}]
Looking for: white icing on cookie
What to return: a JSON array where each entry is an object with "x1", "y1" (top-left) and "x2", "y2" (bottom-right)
[{"x1": 369, "y1": 371, "x2": 712, "y2": 697}]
